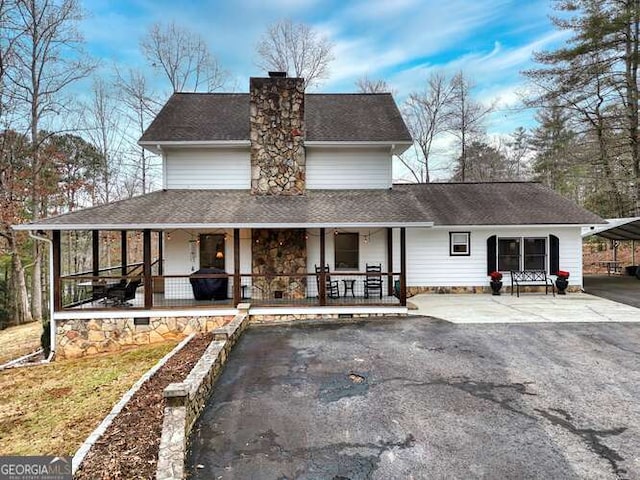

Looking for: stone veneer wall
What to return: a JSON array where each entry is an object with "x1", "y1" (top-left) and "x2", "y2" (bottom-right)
[
  {"x1": 56, "y1": 315, "x2": 234, "y2": 359},
  {"x1": 407, "y1": 285, "x2": 582, "y2": 296},
  {"x1": 250, "y1": 76, "x2": 305, "y2": 195},
  {"x1": 252, "y1": 229, "x2": 307, "y2": 300}
]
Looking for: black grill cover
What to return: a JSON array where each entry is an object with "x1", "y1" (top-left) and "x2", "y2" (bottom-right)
[{"x1": 189, "y1": 268, "x2": 228, "y2": 300}]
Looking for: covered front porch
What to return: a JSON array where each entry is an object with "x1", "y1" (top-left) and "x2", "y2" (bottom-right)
[{"x1": 52, "y1": 226, "x2": 409, "y2": 312}]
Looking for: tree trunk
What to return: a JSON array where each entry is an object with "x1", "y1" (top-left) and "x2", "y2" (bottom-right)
[
  {"x1": 625, "y1": 0, "x2": 640, "y2": 215},
  {"x1": 9, "y1": 232, "x2": 32, "y2": 325}
]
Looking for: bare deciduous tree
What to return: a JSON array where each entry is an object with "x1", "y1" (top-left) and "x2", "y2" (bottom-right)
[
  {"x1": 256, "y1": 19, "x2": 334, "y2": 88},
  {"x1": 399, "y1": 72, "x2": 455, "y2": 183},
  {"x1": 355, "y1": 75, "x2": 391, "y2": 93},
  {"x1": 6, "y1": 0, "x2": 94, "y2": 322},
  {"x1": 82, "y1": 77, "x2": 126, "y2": 205},
  {"x1": 447, "y1": 71, "x2": 494, "y2": 182},
  {"x1": 116, "y1": 67, "x2": 162, "y2": 195},
  {"x1": 141, "y1": 21, "x2": 226, "y2": 93}
]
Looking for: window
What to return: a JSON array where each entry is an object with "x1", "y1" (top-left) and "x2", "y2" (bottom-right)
[
  {"x1": 524, "y1": 238, "x2": 546, "y2": 270},
  {"x1": 335, "y1": 233, "x2": 359, "y2": 270},
  {"x1": 498, "y1": 238, "x2": 521, "y2": 271},
  {"x1": 497, "y1": 237, "x2": 547, "y2": 272},
  {"x1": 199, "y1": 234, "x2": 225, "y2": 270},
  {"x1": 449, "y1": 232, "x2": 470, "y2": 256}
]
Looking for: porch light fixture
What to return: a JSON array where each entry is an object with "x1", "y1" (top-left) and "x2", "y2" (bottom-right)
[{"x1": 216, "y1": 251, "x2": 224, "y2": 259}]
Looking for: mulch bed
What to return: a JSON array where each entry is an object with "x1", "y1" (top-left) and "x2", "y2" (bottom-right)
[{"x1": 75, "y1": 333, "x2": 213, "y2": 480}]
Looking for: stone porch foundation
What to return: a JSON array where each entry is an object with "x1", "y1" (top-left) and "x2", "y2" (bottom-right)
[
  {"x1": 407, "y1": 285, "x2": 582, "y2": 296},
  {"x1": 56, "y1": 315, "x2": 234, "y2": 359}
]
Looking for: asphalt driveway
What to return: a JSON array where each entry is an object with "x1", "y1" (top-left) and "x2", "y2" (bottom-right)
[
  {"x1": 187, "y1": 317, "x2": 640, "y2": 479},
  {"x1": 584, "y1": 274, "x2": 640, "y2": 309}
]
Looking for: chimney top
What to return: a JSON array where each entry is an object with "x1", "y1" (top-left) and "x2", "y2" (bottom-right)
[{"x1": 268, "y1": 71, "x2": 287, "y2": 78}]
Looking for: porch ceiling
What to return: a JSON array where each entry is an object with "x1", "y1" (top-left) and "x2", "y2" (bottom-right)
[{"x1": 13, "y1": 189, "x2": 434, "y2": 231}]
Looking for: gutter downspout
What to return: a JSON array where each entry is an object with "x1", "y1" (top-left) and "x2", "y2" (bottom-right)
[{"x1": 29, "y1": 231, "x2": 55, "y2": 362}]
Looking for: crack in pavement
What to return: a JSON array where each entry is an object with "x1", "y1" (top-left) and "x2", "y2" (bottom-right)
[
  {"x1": 201, "y1": 429, "x2": 416, "y2": 479},
  {"x1": 535, "y1": 408, "x2": 628, "y2": 479},
  {"x1": 376, "y1": 376, "x2": 538, "y2": 419}
]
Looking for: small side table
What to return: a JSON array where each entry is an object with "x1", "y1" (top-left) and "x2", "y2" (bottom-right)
[{"x1": 342, "y1": 279, "x2": 356, "y2": 298}]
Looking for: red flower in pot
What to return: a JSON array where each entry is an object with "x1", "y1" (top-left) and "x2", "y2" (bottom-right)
[
  {"x1": 489, "y1": 271, "x2": 503, "y2": 295},
  {"x1": 555, "y1": 271, "x2": 570, "y2": 294}
]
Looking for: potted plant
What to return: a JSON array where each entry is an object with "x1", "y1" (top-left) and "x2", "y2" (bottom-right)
[
  {"x1": 555, "y1": 271, "x2": 570, "y2": 295},
  {"x1": 489, "y1": 271, "x2": 503, "y2": 295}
]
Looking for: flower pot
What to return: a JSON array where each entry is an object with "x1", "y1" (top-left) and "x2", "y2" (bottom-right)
[
  {"x1": 555, "y1": 278, "x2": 569, "y2": 295},
  {"x1": 490, "y1": 280, "x2": 503, "y2": 296}
]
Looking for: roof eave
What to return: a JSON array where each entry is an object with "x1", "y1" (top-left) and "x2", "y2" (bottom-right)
[
  {"x1": 138, "y1": 140, "x2": 251, "y2": 154},
  {"x1": 12, "y1": 221, "x2": 434, "y2": 231}
]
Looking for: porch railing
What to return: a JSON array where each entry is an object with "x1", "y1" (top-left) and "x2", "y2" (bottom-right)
[{"x1": 58, "y1": 270, "x2": 406, "y2": 311}]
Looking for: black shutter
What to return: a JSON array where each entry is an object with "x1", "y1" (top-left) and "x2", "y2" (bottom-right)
[
  {"x1": 487, "y1": 235, "x2": 497, "y2": 274},
  {"x1": 550, "y1": 235, "x2": 560, "y2": 274}
]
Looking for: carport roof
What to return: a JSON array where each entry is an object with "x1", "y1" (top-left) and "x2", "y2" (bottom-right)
[{"x1": 582, "y1": 217, "x2": 640, "y2": 240}]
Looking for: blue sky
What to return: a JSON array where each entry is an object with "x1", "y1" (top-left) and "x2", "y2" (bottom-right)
[{"x1": 78, "y1": 0, "x2": 566, "y2": 178}]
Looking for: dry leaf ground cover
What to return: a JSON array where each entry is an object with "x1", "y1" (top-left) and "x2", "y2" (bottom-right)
[
  {"x1": 0, "y1": 322, "x2": 43, "y2": 364},
  {"x1": 0, "y1": 341, "x2": 177, "y2": 456}
]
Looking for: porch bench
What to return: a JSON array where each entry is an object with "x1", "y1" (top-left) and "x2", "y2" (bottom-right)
[{"x1": 510, "y1": 270, "x2": 555, "y2": 297}]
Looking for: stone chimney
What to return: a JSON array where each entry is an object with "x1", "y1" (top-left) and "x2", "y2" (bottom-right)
[{"x1": 250, "y1": 73, "x2": 305, "y2": 195}]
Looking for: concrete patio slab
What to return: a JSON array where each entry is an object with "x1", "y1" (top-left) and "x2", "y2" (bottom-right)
[{"x1": 408, "y1": 292, "x2": 640, "y2": 324}]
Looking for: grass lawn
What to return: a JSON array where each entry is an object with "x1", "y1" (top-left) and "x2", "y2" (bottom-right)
[
  {"x1": 0, "y1": 322, "x2": 43, "y2": 364},
  {"x1": 0, "y1": 341, "x2": 178, "y2": 456}
]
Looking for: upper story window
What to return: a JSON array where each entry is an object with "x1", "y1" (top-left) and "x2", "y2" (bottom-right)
[
  {"x1": 498, "y1": 237, "x2": 547, "y2": 271},
  {"x1": 449, "y1": 232, "x2": 470, "y2": 256},
  {"x1": 335, "y1": 233, "x2": 359, "y2": 270}
]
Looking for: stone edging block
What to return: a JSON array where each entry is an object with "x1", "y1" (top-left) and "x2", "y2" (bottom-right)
[
  {"x1": 72, "y1": 333, "x2": 197, "y2": 475},
  {"x1": 156, "y1": 312, "x2": 249, "y2": 480}
]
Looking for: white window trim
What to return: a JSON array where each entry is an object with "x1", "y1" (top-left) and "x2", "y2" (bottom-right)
[
  {"x1": 497, "y1": 236, "x2": 549, "y2": 272},
  {"x1": 449, "y1": 231, "x2": 470, "y2": 256}
]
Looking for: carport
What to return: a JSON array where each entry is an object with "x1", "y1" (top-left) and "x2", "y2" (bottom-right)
[
  {"x1": 582, "y1": 217, "x2": 640, "y2": 307},
  {"x1": 583, "y1": 216, "x2": 640, "y2": 271}
]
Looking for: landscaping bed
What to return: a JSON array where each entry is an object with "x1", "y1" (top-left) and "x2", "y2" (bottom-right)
[
  {"x1": 0, "y1": 341, "x2": 177, "y2": 456},
  {"x1": 75, "y1": 333, "x2": 213, "y2": 480}
]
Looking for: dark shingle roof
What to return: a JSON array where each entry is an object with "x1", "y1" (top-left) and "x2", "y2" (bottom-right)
[
  {"x1": 19, "y1": 189, "x2": 432, "y2": 229},
  {"x1": 14, "y1": 183, "x2": 604, "y2": 230},
  {"x1": 395, "y1": 182, "x2": 604, "y2": 225},
  {"x1": 139, "y1": 93, "x2": 412, "y2": 143}
]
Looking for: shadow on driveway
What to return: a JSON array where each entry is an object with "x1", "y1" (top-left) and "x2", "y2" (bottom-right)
[
  {"x1": 584, "y1": 274, "x2": 640, "y2": 309},
  {"x1": 187, "y1": 318, "x2": 639, "y2": 479}
]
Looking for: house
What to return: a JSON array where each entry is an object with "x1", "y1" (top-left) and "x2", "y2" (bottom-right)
[{"x1": 14, "y1": 73, "x2": 603, "y2": 358}]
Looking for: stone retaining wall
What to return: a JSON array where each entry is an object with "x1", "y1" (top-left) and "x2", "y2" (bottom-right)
[
  {"x1": 249, "y1": 312, "x2": 404, "y2": 324},
  {"x1": 56, "y1": 315, "x2": 234, "y2": 359},
  {"x1": 156, "y1": 308, "x2": 250, "y2": 480}
]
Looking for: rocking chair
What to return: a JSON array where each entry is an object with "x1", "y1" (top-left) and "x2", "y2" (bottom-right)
[
  {"x1": 364, "y1": 263, "x2": 383, "y2": 299},
  {"x1": 315, "y1": 264, "x2": 340, "y2": 299}
]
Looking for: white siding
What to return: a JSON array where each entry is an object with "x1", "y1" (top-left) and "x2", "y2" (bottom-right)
[
  {"x1": 405, "y1": 226, "x2": 584, "y2": 288},
  {"x1": 306, "y1": 147, "x2": 392, "y2": 189},
  {"x1": 163, "y1": 228, "x2": 252, "y2": 299},
  {"x1": 164, "y1": 148, "x2": 250, "y2": 189},
  {"x1": 306, "y1": 228, "x2": 390, "y2": 296}
]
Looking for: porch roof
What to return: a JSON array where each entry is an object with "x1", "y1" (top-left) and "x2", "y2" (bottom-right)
[{"x1": 14, "y1": 189, "x2": 434, "y2": 231}]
